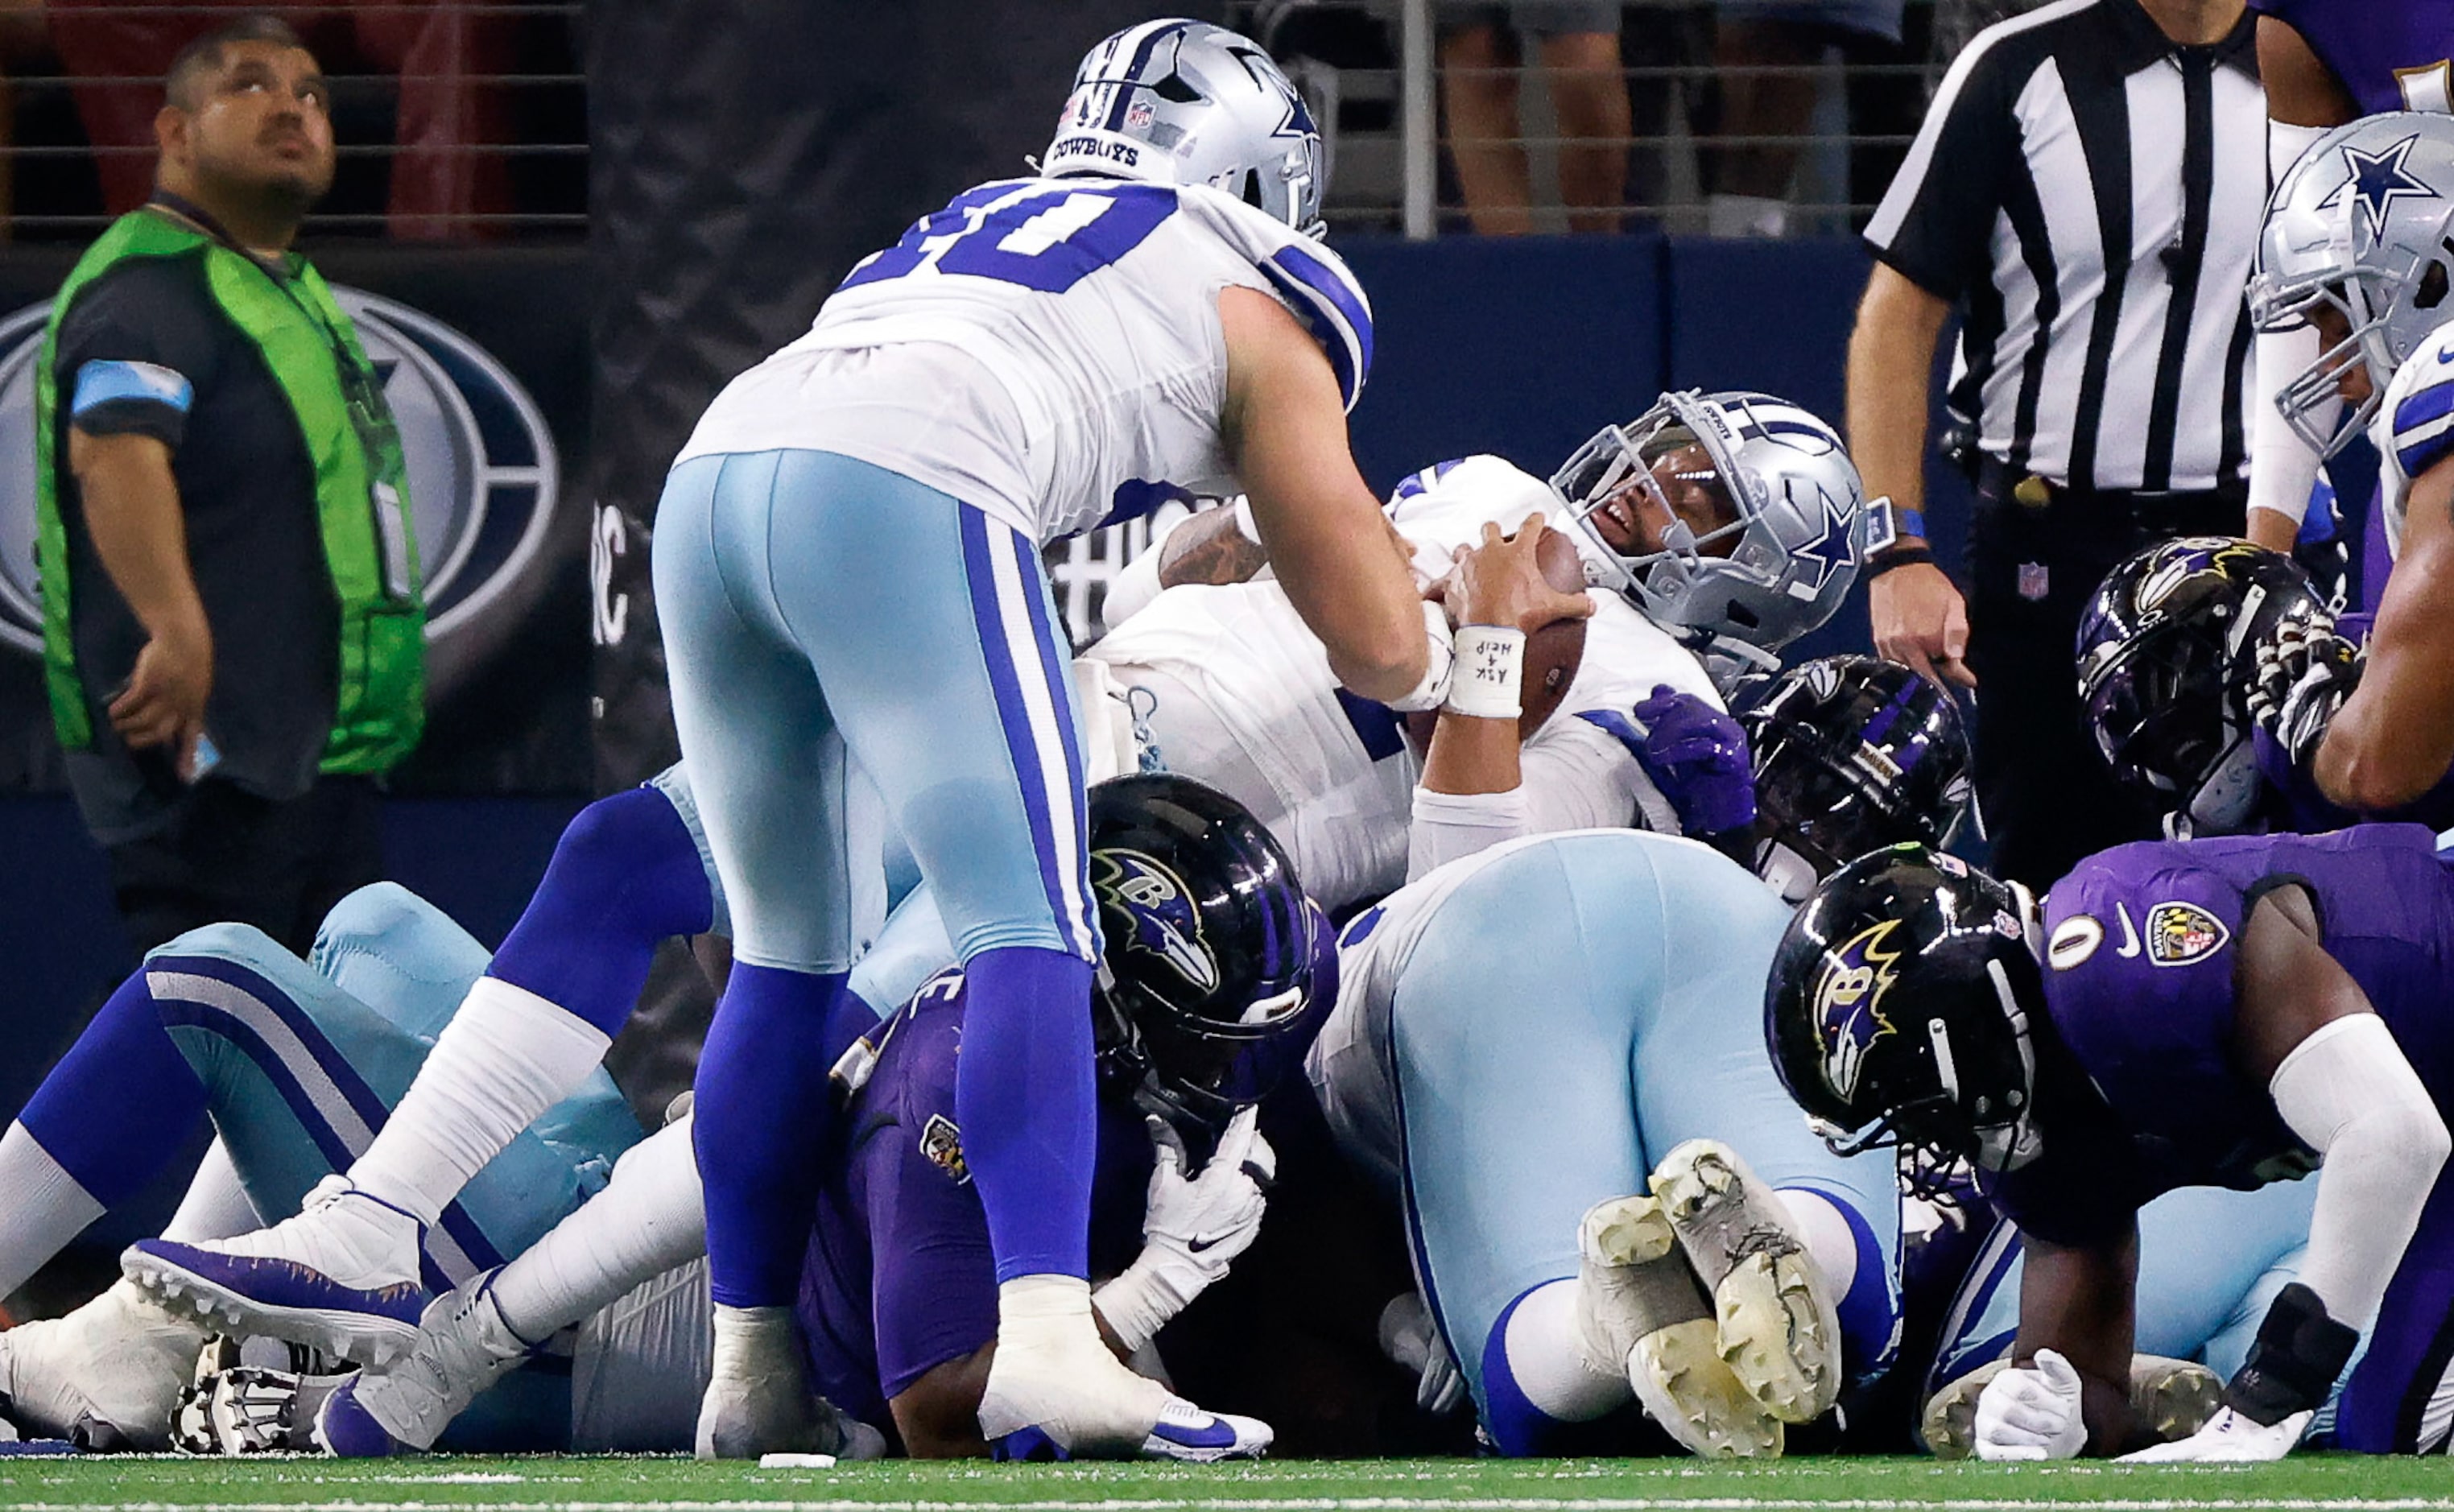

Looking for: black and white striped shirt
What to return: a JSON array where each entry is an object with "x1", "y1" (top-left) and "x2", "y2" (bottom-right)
[{"x1": 1866, "y1": 0, "x2": 2264, "y2": 494}]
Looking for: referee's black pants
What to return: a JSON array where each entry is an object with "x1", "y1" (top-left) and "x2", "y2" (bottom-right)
[
  {"x1": 1963, "y1": 463, "x2": 2242, "y2": 891},
  {"x1": 106, "y1": 774, "x2": 385, "y2": 960}
]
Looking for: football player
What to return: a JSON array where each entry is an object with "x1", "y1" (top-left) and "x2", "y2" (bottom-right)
[
  {"x1": 0, "y1": 880, "x2": 655, "y2": 1452},
  {"x1": 1307, "y1": 655, "x2": 1968, "y2": 1460},
  {"x1": 122, "y1": 20, "x2": 1535, "y2": 1461},
  {"x1": 1089, "y1": 389, "x2": 1863, "y2": 906},
  {"x1": 2246, "y1": 113, "x2": 2454, "y2": 813},
  {"x1": 233, "y1": 776, "x2": 1319, "y2": 1462},
  {"x1": 2245, "y1": 0, "x2": 2454, "y2": 557},
  {"x1": 1767, "y1": 825, "x2": 2454, "y2": 1459}
]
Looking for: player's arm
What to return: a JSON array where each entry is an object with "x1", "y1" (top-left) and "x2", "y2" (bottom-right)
[
  {"x1": 2003, "y1": 1226, "x2": 2148, "y2": 1456},
  {"x1": 1850, "y1": 262, "x2": 1974, "y2": 689},
  {"x1": 1160, "y1": 501, "x2": 1271, "y2": 589},
  {"x1": 1218, "y1": 286, "x2": 1432, "y2": 704},
  {"x1": 2246, "y1": 16, "x2": 2353, "y2": 554},
  {"x1": 2229, "y1": 886, "x2": 2447, "y2": 1376},
  {"x1": 2312, "y1": 476, "x2": 2454, "y2": 809}
]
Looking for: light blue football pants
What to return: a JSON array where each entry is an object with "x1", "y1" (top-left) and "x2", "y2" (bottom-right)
[
  {"x1": 652, "y1": 449, "x2": 1098, "y2": 973},
  {"x1": 1382, "y1": 832, "x2": 1902, "y2": 1414},
  {"x1": 1927, "y1": 1178, "x2": 2321, "y2": 1410},
  {"x1": 151, "y1": 882, "x2": 643, "y2": 1448}
]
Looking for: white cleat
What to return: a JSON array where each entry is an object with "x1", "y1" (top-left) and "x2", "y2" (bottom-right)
[
  {"x1": 122, "y1": 1175, "x2": 429, "y2": 1366},
  {"x1": 1576, "y1": 1194, "x2": 1782, "y2": 1460},
  {"x1": 0, "y1": 1280, "x2": 206, "y2": 1451},
  {"x1": 695, "y1": 1304, "x2": 885, "y2": 1462},
  {"x1": 1651, "y1": 1138, "x2": 1842, "y2": 1424},
  {"x1": 322, "y1": 1272, "x2": 533, "y2": 1454},
  {"x1": 1922, "y1": 1354, "x2": 2221, "y2": 1460}
]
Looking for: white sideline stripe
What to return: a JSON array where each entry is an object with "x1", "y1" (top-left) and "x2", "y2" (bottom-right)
[{"x1": 22, "y1": 1500, "x2": 2454, "y2": 1512}]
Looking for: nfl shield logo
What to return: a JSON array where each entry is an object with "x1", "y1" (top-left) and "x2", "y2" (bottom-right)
[
  {"x1": 1126, "y1": 98, "x2": 1155, "y2": 130},
  {"x1": 2017, "y1": 562, "x2": 2050, "y2": 601}
]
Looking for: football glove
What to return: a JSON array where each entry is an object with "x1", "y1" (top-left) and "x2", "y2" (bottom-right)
[
  {"x1": 2247, "y1": 618, "x2": 2361, "y2": 775},
  {"x1": 1973, "y1": 1348, "x2": 2086, "y2": 1461},
  {"x1": 2116, "y1": 1405, "x2": 2311, "y2": 1463},
  {"x1": 1093, "y1": 1108, "x2": 1275, "y2": 1353},
  {"x1": 1626, "y1": 685, "x2": 1756, "y2": 837}
]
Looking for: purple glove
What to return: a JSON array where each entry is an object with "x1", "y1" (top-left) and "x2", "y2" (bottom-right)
[{"x1": 1628, "y1": 684, "x2": 1755, "y2": 837}]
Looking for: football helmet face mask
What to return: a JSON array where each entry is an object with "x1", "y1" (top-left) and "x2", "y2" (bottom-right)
[
  {"x1": 1087, "y1": 773, "x2": 1327, "y2": 1146},
  {"x1": 1736, "y1": 655, "x2": 1974, "y2": 905},
  {"x1": 1044, "y1": 20, "x2": 1326, "y2": 238},
  {"x1": 1765, "y1": 845, "x2": 2046, "y2": 1186},
  {"x1": 2075, "y1": 539, "x2": 2328, "y2": 837},
  {"x1": 1554, "y1": 390, "x2": 1864, "y2": 682},
  {"x1": 2250, "y1": 112, "x2": 2454, "y2": 458}
]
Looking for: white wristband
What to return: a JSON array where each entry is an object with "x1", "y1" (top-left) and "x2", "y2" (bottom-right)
[
  {"x1": 1383, "y1": 599, "x2": 1456, "y2": 713},
  {"x1": 1443, "y1": 625, "x2": 1525, "y2": 719},
  {"x1": 1092, "y1": 1254, "x2": 1191, "y2": 1355},
  {"x1": 1230, "y1": 495, "x2": 1262, "y2": 545}
]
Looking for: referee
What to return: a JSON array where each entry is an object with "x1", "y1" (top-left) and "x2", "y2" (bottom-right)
[{"x1": 1847, "y1": 0, "x2": 2262, "y2": 888}]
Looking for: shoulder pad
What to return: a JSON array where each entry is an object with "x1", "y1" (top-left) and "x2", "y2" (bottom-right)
[
  {"x1": 1177, "y1": 185, "x2": 1374, "y2": 411},
  {"x1": 2384, "y1": 320, "x2": 2454, "y2": 484}
]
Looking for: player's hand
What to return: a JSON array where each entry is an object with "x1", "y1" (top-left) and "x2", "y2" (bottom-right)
[
  {"x1": 2116, "y1": 1405, "x2": 2311, "y2": 1463},
  {"x1": 1449, "y1": 514, "x2": 1593, "y2": 636},
  {"x1": 109, "y1": 621, "x2": 213, "y2": 775},
  {"x1": 2247, "y1": 618, "x2": 2361, "y2": 771},
  {"x1": 1626, "y1": 684, "x2": 1756, "y2": 837},
  {"x1": 1094, "y1": 1109, "x2": 1275, "y2": 1353},
  {"x1": 1871, "y1": 560, "x2": 1976, "y2": 689},
  {"x1": 1973, "y1": 1349, "x2": 2087, "y2": 1460}
]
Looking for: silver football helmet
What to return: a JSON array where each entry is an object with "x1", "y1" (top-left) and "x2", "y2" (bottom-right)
[
  {"x1": 1043, "y1": 20, "x2": 1325, "y2": 238},
  {"x1": 1554, "y1": 390, "x2": 1863, "y2": 680},
  {"x1": 2250, "y1": 112, "x2": 2454, "y2": 457}
]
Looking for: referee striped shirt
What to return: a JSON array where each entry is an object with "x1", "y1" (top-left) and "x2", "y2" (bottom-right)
[{"x1": 1865, "y1": 0, "x2": 2264, "y2": 494}]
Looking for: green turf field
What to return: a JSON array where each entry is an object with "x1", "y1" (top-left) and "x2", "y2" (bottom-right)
[{"x1": 5, "y1": 1456, "x2": 2454, "y2": 1512}]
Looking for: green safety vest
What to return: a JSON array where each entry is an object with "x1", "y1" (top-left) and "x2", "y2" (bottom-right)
[{"x1": 35, "y1": 209, "x2": 424, "y2": 774}]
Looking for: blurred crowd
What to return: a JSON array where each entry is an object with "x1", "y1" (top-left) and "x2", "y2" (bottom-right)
[{"x1": 0, "y1": 0, "x2": 579, "y2": 241}]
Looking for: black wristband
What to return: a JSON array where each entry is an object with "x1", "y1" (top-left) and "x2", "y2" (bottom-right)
[
  {"x1": 1864, "y1": 547, "x2": 1937, "y2": 584},
  {"x1": 2224, "y1": 1283, "x2": 2358, "y2": 1425}
]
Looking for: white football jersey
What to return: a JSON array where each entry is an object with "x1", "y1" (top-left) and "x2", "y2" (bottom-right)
[
  {"x1": 676, "y1": 179, "x2": 1372, "y2": 547},
  {"x1": 2371, "y1": 319, "x2": 2454, "y2": 560},
  {"x1": 1087, "y1": 456, "x2": 1721, "y2": 910}
]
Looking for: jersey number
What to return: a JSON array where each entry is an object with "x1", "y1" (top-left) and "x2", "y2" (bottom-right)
[{"x1": 840, "y1": 184, "x2": 1176, "y2": 296}]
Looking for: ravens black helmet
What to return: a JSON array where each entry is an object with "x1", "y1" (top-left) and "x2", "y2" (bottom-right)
[
  {"x1": 1086, "y1": 773, "x2": 1327, "y2": 1142},
  {"x1": 1764, "y1": 844, "x2": 2043, "y2": 1184},
  {"x1": 2076, "y1": 538, "x2": 2327, "y2": 835},
  {"x1": 1735, "y1": 655, "x2": 1973, "y2": 903}
]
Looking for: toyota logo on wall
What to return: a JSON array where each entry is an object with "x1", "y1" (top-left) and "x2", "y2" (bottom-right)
[{"x1": 0, "y1": 287, "x2": 558, "y2": 700}]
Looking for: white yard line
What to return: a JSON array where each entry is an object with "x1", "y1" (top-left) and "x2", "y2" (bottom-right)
[{"x1": 10, "y1": 1498, "x2": 2454, "y2": 1512}]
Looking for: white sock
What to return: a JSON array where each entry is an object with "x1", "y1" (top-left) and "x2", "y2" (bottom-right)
[
  {"x1": 998, "y1": 1273, "x2": 1102, "y2": 1350},
  {"x1": 1777, "y1": 1188, "x2": 1861, "y2": 1303},
  {"x1": 160, "y1": 1138, "x2": 261, "y2": 1244},
  {"x1": 1503, "y1": 1279, "x2": 1633, "y2": 1422},
  {"x1": 710, "y1": 1303, "x2": 804, "y2": 1382},
  {"x1": 346, "y1": 977, "x2": 612, "y2": 1225},
  {"x1": 491, "y1": 1117, "x2": 705, "y2": 1343},
  {"x1": 0, "y1": 1122, "x2": 105, "y2": 1300},
  {"x1": 1707, "y1": 192, "x2": 1791, "y2": 239}
]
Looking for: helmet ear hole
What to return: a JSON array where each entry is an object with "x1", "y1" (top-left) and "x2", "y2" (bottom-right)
[
  {"x1": 2421, "y1": 261, "x2": 2451, "y2": 312},
  {"x1": 1725, "y1": 600, "x2": 1761, "y2": 631}
]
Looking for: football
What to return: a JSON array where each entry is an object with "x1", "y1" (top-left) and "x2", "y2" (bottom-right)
[{"x1": 1407, "y1": 523, "x2": 1591, "y2": 747}]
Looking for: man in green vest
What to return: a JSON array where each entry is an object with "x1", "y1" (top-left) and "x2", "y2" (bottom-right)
[{"x1": 38, "y1": 14, "x2": 423, "y2": 957}]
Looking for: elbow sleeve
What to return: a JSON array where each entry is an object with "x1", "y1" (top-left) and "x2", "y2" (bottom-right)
[
  {"x1": 1407, "y1": 784, "x2": 1531, "y2": 883},
  {"x1": 2270, "y1": 1014, "x2": 2452, "y2": 1329}
]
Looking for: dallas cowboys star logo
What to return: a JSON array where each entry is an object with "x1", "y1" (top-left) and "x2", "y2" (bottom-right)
[
  {"x1": 2321, "y1": 134, "x2": 2436, "y2": 246},
  {"x1": 1791, "y1": 487, "x2": 1857, "y2": 592}
]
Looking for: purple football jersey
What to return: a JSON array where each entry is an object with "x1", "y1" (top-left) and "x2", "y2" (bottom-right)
[
  {"x1": 1984, "y1": 825, "x2": 2454, "y2": 1243},
  {"x1": 2252, "y1": 0, "x2": 2454, "y2": 116},
  {"x1": 796, "y1": 907, "x2": 1342, "y2": 1430}
]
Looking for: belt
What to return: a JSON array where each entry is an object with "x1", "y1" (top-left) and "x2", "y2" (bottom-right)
[{"x1": 1974, "y1": 457, "x2": 2246, "y2": 525}]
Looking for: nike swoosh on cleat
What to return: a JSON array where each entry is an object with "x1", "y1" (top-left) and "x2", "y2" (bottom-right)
[{"x1": 1151, "y1": 1416, "x2": 1240, "y2": 1449}]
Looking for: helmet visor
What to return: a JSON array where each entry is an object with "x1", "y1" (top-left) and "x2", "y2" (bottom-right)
[
  {"x1": 1752, "y1": 726, "x2": 1936, "y2": 878},
  {"x1": 2083, "y1": 633, "x2": 2231, "y2": 795},
  {"x1": 1555, "y1": 408, "x2": 1742, "y2": 569}
]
